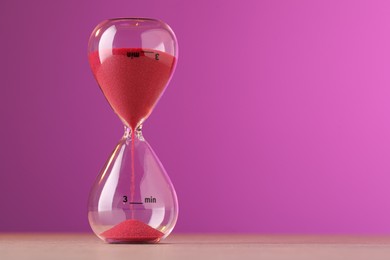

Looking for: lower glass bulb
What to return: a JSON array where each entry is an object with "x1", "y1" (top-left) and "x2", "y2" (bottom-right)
[{"x1": 88, "y1": 127, "x2": 178, "y2": 243}]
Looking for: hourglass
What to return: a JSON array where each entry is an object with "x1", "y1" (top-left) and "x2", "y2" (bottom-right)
[{"x1": 87, "y1": 18, "x2": 178, "y2": 243}]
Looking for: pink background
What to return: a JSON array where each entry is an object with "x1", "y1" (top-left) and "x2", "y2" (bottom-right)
[{"x1": 1, "y1": 0, "x2": 390, "y2": 233}]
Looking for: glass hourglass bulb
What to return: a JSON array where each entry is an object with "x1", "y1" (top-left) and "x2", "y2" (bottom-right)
[{"x1": 87, "y1": 18, "x2": 178, "y2": 243}]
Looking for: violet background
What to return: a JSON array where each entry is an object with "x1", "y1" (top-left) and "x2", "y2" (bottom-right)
[{"x1": 1, "y1": 0, "x2": 390, "y2": 233}]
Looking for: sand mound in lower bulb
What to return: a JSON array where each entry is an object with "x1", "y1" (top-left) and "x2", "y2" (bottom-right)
[{"x1": 100, "y1": 219, "x2": 164, "y2": 243}]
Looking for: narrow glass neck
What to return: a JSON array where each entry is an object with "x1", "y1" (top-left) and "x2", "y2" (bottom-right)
[{"x1": 123, "y1": 125, "x2": 144, "y2": 140}]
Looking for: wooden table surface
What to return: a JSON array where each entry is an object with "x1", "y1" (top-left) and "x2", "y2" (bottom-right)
[{"x1": 2, "y1": 233, "x2": 390, "y2": 260}]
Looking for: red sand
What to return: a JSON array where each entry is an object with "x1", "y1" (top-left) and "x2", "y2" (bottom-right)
[
  {"x1": 100, "y1": 219, "x2": 164, "y2": 243},
  {"x1": 130, "y1": 129, "x2": 136, "y2": 219},
  {"x1": 89, "y1": 48, "x2": 176, "y2": 130},
  {"x1": 90, "y1": 48, "x2": 173, "y2": 242}
]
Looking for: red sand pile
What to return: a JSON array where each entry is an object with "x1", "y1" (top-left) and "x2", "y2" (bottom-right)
[{"x1": 100, "y1": 219, "x2": 164, "y2": 243}]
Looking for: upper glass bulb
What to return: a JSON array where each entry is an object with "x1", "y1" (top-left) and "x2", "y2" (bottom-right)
[{"x1": 88, "y1": 18, "x2": 178, "y2": 129}]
